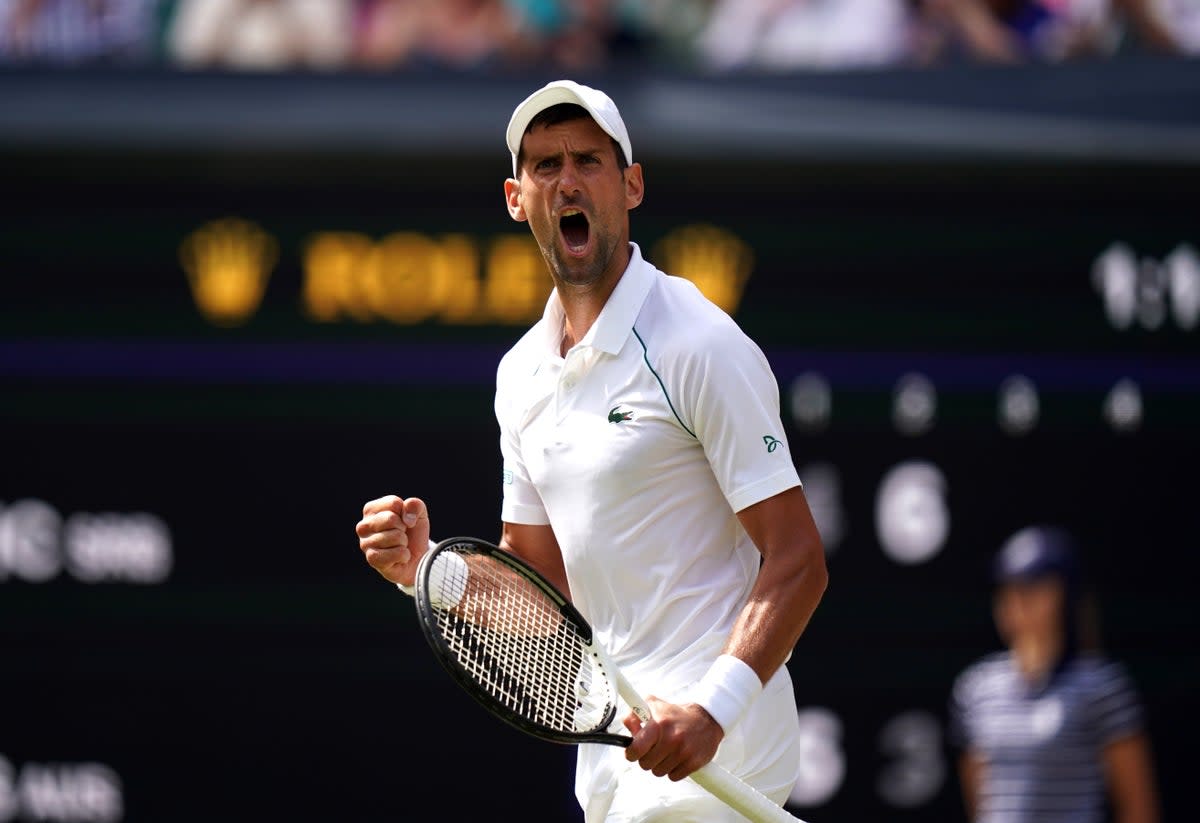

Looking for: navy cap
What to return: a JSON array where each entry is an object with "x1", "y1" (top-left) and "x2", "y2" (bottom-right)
[{"x1": 993, "y1": 525, "x2": 1079, "y2": 585}]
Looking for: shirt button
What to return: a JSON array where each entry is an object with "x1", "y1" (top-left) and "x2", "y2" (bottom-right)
[{"x1": 563, "y1": 377, "x2": 577, "y2": 390}]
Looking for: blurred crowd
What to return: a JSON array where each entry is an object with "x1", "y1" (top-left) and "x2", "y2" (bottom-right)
[{"x1": 0, "y1": 0, "x2": 1196, "y2": 72}]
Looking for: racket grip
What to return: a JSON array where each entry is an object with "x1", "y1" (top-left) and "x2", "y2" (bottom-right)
[
  {"x1": 690, "y1": 762, "x2": 809, "y2": 823},
  {"x1": 609, "y1": 659, "x2": 806, "y2": 822}
]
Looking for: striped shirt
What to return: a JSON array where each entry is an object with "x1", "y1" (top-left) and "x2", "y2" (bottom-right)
[{"x1": 948, "y1": 652, "x2": 1145, "y2": 823}]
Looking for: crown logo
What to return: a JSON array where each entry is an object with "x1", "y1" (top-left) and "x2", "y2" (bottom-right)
[
  {"x1": 180, "y1": 218, "x2": 279, "y2": 326},
  {"x1": 652, "y1": 224, "x2": 753, "y2": 315}
]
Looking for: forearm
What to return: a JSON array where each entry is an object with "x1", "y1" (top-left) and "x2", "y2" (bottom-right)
[
  {"x1": 1107, "y1": 734, "x2": 1161, "y2": 823},
  {"x1": 499, "y1": 521, "x2": 570, "y2": 598},
  {"x1": 688, "y1": 539, "x2": 826, "y2": 736},
  {"x1": 724, "y1": 541, "x2": 828, "y2": 683},
  {"x1": 723, "y1": 486, "x2": 829, "y2": 682},
  {"x1": 958, "y1": 752, "x2": 984, "y2": 822},
  {"x1": 1115, "y1": 807, "x2": 1159, "y2": 823}
]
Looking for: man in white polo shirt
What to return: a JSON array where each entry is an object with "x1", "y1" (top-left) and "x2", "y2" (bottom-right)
[{"x1": 356, "y1": 79, "x2": 828, "y2": 823}]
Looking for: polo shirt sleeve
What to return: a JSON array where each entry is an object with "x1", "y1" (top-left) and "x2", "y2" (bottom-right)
[
  {"x1": 1087, "y1": 659, "x2": 1145, "y2": 746},
  {"x1": 494, "y1": 354, "x2": 550, "y2": 527},
  {"x1": 945, "y1": 663, "x2": 979, "y2": 753},
  {"x1": 678, "y1": 318, "x2": 801, "y2": 514}
]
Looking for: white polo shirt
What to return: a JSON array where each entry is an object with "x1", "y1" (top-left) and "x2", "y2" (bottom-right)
[{"x1": 495, "y1": 242, "x2": 801, "y2": 697}]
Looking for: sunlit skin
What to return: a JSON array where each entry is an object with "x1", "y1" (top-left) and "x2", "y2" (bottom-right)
[{"x1": 504, "y1": 117, "x2": 644, "y2": 352}]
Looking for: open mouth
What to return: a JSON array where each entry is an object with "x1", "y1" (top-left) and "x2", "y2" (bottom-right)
[{"x1": 560, "y1": 209, "x2": 590, "y2": 253}]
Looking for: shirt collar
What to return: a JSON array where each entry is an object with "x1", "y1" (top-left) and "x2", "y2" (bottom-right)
[{"x1": 538, "y1": 242, "x2": 655, "y2": 357}]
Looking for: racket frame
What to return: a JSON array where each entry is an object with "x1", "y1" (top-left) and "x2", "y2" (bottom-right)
[
  {"x1": 415, "y1": 537, "x2": 627, "y2": 746},
  {"x1": 413, "y1": 536, "x2": 809, "y2": 823}
]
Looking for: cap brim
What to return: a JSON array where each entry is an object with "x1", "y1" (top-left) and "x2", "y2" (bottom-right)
[{"x1": 506, "y1": 82, "x2": 632, "y2": 176}]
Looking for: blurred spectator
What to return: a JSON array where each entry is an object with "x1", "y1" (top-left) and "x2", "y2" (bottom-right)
[
  {"x1": 4, "y1": 0, "x2": 1192, "y2": 71},
  {"x1": 404, "y1": 0, "x2": 527, "y2": 69},
  {"x1": 165, "y1": 0, "x2": 353, "y2": 71},
  {"x1": 0, "y1": 0, "x2": 159, "y2": 64},
  {"x1": 352, "y1": 0, "x2": 424, "y2": 69},
  {"x1": 693, "y1": 0, "x2": 921, "y2": 72},
  {"x1": 1134, "y1": 0, "x2": 1200, "y2": 53},
  {"x1": 353, "y1": 0, "x2": 658, "y2": 73},
  {"x1": 353, "y1": 0, "x2": 537, "y2": 71},
  {"x1": 621, "y1": 0, "x2": 717, "y2": 66},
  {"x1": 919, "y1": 0, "x2": 1187, "y2": 62},
  {"x1": 948, "y1": 525, "x2": 1160, "y2": 823},
  {"x1": 504, "y1": 0, "x2": 649, "y2": 70}
]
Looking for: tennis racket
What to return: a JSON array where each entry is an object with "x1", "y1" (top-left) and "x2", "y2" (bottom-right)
[{"x1": 413, "y1": 536, "x2": 809, "y2": 823}]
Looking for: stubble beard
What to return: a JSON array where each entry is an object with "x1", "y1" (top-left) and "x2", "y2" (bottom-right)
[{"x1": 544, "y1": 226, "x2": 618, "y2": 291}]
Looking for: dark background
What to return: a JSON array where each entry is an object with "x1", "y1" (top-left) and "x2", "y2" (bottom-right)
[{"x1": 2, "y1": 64, "x2": 1198, "y2": 822}]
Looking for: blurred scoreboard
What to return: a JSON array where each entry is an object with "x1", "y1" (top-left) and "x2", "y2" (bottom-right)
[{"x1": 1, "y1": 143, "x2": 1197, "y2": 823}]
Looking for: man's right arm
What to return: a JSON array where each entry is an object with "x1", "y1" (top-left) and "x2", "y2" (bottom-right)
[
  {"x1": 357, "y1": 497, "x2": 567, "y2": 600},
  {"x1": 500, "y1": 521, "x2": 569, "y2": 600},
  {"x1": 958, "y1": 750, "x2": 984, "y2": 822}
]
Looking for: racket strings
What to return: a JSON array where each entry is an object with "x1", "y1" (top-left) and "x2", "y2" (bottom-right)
[{"x1": 431, "y1": 549, "x2": 618, "y2": 735}]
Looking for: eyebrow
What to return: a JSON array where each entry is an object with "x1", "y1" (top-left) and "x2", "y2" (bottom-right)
[{"x1": 530, "y1": 146, "x2": 606, "y2": 165}]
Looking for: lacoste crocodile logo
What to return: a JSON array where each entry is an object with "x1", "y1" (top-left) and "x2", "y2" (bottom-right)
[{"x1": 608, "y1": 405, "x2": 634, "y2": 423}]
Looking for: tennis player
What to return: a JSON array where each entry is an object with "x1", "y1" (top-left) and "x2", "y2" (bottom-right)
[
  {"x1": 356, "y1": 79, "x2": 828, "y2": 822},
  {"x1": 948, "y1": 525, "x2": 1160, "y2": 823}
]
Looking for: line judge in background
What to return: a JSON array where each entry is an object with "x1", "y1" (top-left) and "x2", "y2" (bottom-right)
[
  {"x1": 948, "y1": 525, "x2": 1160, "y2": 823},
  {"x1": 356, "y1": 79, "x2": 828, "y2": 821}
]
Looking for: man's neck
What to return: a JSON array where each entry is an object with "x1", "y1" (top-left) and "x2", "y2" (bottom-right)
[
  {"x1": 556, "y1": 242, "x2": 633, "y2": 354},
  {"x1": 1012, "y1": 633, "x2": 1064, "y2": 684},
  {"x1": 558, "y1": 291, "x2": 606, "y2": 354}
]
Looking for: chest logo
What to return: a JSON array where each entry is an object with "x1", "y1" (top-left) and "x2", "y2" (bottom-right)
[
  {"x1": 763, "y1": 435, "x2": 783, "y2": 453},
  {"x1": 608, "y1": 405, "x2": 634, "y2": 424}
]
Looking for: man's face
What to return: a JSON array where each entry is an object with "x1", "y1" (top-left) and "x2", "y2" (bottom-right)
[
  {"x1": 994, "y1": 577, "x2": 1065, "y2": 645},
  {"x1": 505, "y1": 116, "x2": 643, "y2": 290}
]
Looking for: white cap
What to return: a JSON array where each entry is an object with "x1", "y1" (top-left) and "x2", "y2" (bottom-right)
[{"x1": 506, "y1": 79, "x2": 633, "y2": 177}]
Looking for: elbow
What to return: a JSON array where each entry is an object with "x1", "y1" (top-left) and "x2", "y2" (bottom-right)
[
  {"x1": 802, "y1": 533, "x2": 829, "y2": 599},
  {"x1": 811, "y1": 548, "x2": 830, "y2": 599}
]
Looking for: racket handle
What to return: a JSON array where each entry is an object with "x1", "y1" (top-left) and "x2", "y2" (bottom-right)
[
  {"x1": 690, "y1": 761, "x2": 809, "y2": 823},
  {"x1": 610, "y1": 660, "x2": 808, "y2": 822}
]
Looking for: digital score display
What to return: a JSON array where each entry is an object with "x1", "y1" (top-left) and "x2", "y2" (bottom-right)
[{"x1": 2, "y1": 141, "x2": 1197, "y2": 823}]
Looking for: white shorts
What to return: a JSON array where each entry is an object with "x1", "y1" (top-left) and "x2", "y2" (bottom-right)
[{"x1": 576, "y1": 665, "x2": 802, "y2": 823}]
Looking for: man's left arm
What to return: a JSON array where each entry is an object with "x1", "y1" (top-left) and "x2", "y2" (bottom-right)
[
  {"x1": 1104, "y1": 732, "x2": 1160, "y2": 823},
  {"x1": 624, "y1": 484, "x2": 827, "y2": 782},
  {"x1": 728, "y1": 484, "x2": 828, "y2": 681}
]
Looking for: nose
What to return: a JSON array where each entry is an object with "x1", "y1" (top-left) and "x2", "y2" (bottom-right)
[{"x1": 557, "y1": 159, "x2": 580, "y2": 195}]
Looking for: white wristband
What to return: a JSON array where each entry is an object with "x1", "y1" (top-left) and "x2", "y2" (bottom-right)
[
  {"x1": 691, "y1": 654, "x2": 763, "y2": 734},
  {"x1": 396, "y1": 539, "x2": 439, "y2": 597}
]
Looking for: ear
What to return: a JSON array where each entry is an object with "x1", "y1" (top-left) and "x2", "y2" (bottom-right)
[
  {"x1": 624, "y1": 163, "x2": 644, "y2": 211},
  {"x1": 504, "y1": 177, "x2": 527, "y2": 223}
]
